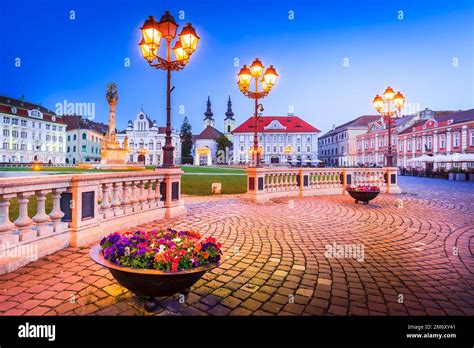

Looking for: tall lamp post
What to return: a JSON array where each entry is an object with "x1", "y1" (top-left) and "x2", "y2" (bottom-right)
[
  {"x1": 139, "y1": 11, "x2": 200, "y2": 167},
  {"x1": 237, "y1": 59, "x2": 278, "y2": 167},
  {"x1": 372, "y1": 86, "x2": 405, "y2": 167}
]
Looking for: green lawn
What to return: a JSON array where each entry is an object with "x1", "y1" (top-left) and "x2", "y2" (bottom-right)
[
  {"x1": 180, "y1": 166, "x2": 245, "y2": 174},
  {"x1": 181, "y1": 175, "x2": 246, "y2": 195}
]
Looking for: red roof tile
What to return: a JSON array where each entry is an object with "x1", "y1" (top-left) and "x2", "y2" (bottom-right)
[
  {"x1": 232, "y1": 116, "x2": 320, "y2": 133},
  {"x1": 193, "y1": 125, "x2": 223, "y2": 140}
]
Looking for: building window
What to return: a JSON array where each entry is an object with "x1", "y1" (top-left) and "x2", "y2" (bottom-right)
[
  {"x1": 12, "y1": 131, "x2": 18, "y2": 138},
  {"x1": 273, "y1": 145, "x2": 277, "y2": 152},
  {"x1": 21, "y1": 120, "x2": 27, "y2": 127},
  {"x1": 67, "y1": 146, "x2": 70, "y2": 153},
  {"x1": 439, "y1": 134, "x2": 445, "y2": 148},
  {"x1": 21, "y1": 132, "x2": 27, "y2": 139},
  {"x1": 149, "y1": 142, "x2": 154, "y2": 150},
  {"x1": 3, "y1": 129, "x2": 9, "y2": 137},
  {"x1": 370, "y1": 139, "x2": 374, "y2": 148},
  {"x1": 364, "y1": 140, "x2": 368, "y2": 149},
  {"x1": 46, "y1": 124, "x2": 51, "y2": 130},
  {"x1": 297, "y1": 145, "x2": 301, "y2": 153},
  {"x1": 52, "y1": 125, "x2": 57, "y2": 131},
  {"x1": 240, "y1": 145, "x2": 244, "y2": 152},
  {"x1": 82, "y1": 133, "x2": 87, "y2": 140},
  {"x1": 453, "y1": 132, "x2": 460, "y2": 147},
  {"x1": 399, "y1": 142, "x2": 403, "y2": 151},
  {"x1": 3, "y1": 142, "x2": 8, "y2": 149},
  {"x1": 470, "y1": 131, "x2": 474, "y2": 146},
  {"x1": 239, "y1": 135, "x2": 244, "y2": 142},
  {"x1": 3, "y1": 117, "x2": 10, "y2": 124},
  {"x1": 81, "y1": 145, "x2": 86, "y2": 152},
  {"x1": 416, "y1": 138, "x2": 421, "y2": 150},
  {"x1": 52, "y1": 136, "x2": 57, "y2": 142},
  {"x1": 73, "y1": 134, "x2": 77, "y2": 140},
  {"x1": 287, "y1": 135, "x2": 292, "y2": 142},
  {"x1": 20, "y1": 144, "x2": 26, "y2": 151},
  {"x1": 266, "y1": 145, "x2": 270, "y2": 153},
  {"x1": 306, "y1": 145, "x2": 311, "y2": 153},
  {"x1": 12, "y1": 118, "x2": 19, "y2": 125},
  {"x1": 67, "y1": 135, "x2": 70, "y2": 141},
  {"x1": 426, "y1": 136, "x2": 432, "y2": 150},
  {"x1": 73, "y1": 146, "x2": 76, "y2": 152},
  {"x1": 407, "y1": 141, "x2": 412, "y2": 151},
  {"x1": 279, "y1": 135, "x2": 284, "y2": 142}
]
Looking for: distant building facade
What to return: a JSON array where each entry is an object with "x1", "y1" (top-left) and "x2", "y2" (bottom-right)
[
  {"x1": 63, "y1": 115, "x2": 108, "y2": 164},
  {"x1": 356, "y1": 109, "x2": 458, "y2": 167},
  {"x1": 0, "y1": 96, "x2": 67, "y2": 164},
  {"x1": 397, "y1": 109, "x2": 474, "y2": 170},
  {"x1": 232, "y1": 114, "x2": 320, "y2": 165},
  {"x1": 193, "y1": 97, "x2": 224, "y2": 166},
  {"x1": 318, "y1": 115, "x2": 379, "y2": 166},
  {"x1": 116, "y1": 110, "x2": 181, "y2": 166}
]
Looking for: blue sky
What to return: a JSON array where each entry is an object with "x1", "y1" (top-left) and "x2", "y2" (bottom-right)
[{"x1": 0, "y1": 0, "x2": 472, "y2": 135}]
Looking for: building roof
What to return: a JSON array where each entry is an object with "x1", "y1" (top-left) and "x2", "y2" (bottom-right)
[
  {"x1": 0, "y1": 95, "x2": 65, "y2": 124},
  {"x1": 62, "y1": 115, "x2": 109, "y2": 134},
  {"x1": 232, "y1": 116, "x2": 320, "y2": 133},
  {"x1": 193, "y1": 125, "x2": 223, "y2": 140},
  {"x1": 320, "y1": 115, "x2": 380, "y2": 137},
  {"x1": 398, "y1": 109, "x2": 474, "y2": 134}
]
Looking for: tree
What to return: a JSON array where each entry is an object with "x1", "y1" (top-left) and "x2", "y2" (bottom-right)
[
  {"x1": 180, "y1": 117, "x2": 193, "y2": 164},
  {"x1": 215, "y1": 134, "x2": 232, "y2": 164}
]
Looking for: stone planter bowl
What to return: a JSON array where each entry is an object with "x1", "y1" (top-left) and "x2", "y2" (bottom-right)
[
  {"x1": 90, "y1": 245, "x2": 223, "y2": 311},
  {"x1": 347, "y1": 190, "x2": 380, "y2": 205}
]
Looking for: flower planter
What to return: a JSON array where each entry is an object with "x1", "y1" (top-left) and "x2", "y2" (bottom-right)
[
  {"x1": 90, "y1": 245, "x2": 223, "y2": 311},
  {"x1": 91, "y1": 228, "x2": 224, "y2": 312},
  {"x1": 346, "y1": 190, "x2": 380, "y2": 205}
]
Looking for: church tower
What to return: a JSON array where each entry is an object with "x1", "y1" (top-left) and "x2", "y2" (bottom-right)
[
  {"x1": 203, "y1": 96, "x2": 215, "y2": 128},
  {"x1": 224, "y1": 95, "x2": 235, "y2": 142}
]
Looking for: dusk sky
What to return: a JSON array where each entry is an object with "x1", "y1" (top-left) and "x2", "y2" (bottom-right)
[{"x1": 0, "y1": 0, "x2": 472, "y2": 135}]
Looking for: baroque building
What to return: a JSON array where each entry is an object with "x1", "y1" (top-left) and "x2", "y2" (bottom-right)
[
  {"x1": 63, "y1": 115, "x2": 108, "y2": 164},
  {"x1": 232, "y1": 114, "x2": 320, "y2": 165},
  {"x1": 0, "y1": 96, "x2": 67, "y2": 164},
  {"x1": 116, "y1": 109, "x2": 181, "y2": 166}
]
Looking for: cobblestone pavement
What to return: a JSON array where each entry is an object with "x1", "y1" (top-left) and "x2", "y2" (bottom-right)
[{"x1": 0, "y1": 177, "x2": 473, "y2": 316}]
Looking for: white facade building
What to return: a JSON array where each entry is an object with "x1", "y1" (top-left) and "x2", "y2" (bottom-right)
[
  {"x1": 63, "y1": 115, "x2": 108, "y2": 165},
  {"x1": 232, "y1": 114, "x2": 320, "y2": 165},
  {"x1": 116, "y1": 110, "x2": 181, "y2": 166},
  {"x1": 0, "y1": 96, "x2": 66, "y2": 164}
]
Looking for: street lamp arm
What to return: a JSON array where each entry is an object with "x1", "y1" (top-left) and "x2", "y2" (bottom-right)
[
  {"x1": 148, "y1": 56, "x2": 187, "y2": 71},
  {"x1": 243, "y1": 90, "x2": 269, "y2": 99}
]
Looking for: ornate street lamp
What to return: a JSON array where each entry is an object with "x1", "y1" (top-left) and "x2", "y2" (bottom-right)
[
  {"x1": 372, "y1": 86, "x2": 405, "y2": 167},
  {"x1": 139, "y1": 12, "x2": 200, "y2": 167},
  {"x1": 237, "y1": 58, "x2": 278, "y2": 167}
]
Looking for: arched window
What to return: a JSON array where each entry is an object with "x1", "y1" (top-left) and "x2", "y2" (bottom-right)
[
  {"x1": 82, "y1": 133, "x2": 87, "y2": 140},
  {"x1": 157, "y1": 141, "x2": 162, "y2": 150},
  {"x1": 149, "y1": 141, "x2": 154, "y2": 150},
  {"x1": 139, "y1": 139, "x2": 144, "y2": 148}
]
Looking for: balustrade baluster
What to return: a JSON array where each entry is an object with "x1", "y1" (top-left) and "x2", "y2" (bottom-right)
[
  {"x1": 155, "y1": 179, "x2": 162, "y2": 206},
  {"x1": 111, "y1": 183, "x2": 122, "y2": 214},
  {"x1": 0, "y1": 195, "x2": 16, "y2": 242},
  {"x1": 100, "y1": 183, "x2": 112, "y2": 211}
]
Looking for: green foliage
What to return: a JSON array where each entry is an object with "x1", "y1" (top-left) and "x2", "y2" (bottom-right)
[
  {"x1": 180, "y1": 117, "x2": 193, "y2": 164},
  {"x1": 214, "y1": 134, "x2": 232, "y2": 164}
]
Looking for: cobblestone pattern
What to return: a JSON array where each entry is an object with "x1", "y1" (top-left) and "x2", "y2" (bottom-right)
[{"x1": 0, "y1": 177, "x2": 473, "y2": 316}]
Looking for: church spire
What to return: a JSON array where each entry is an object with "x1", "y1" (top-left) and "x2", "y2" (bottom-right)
[
  {"x1": 204, "y1": 95, "x2": 214, "y2": 120},
  {"x1": 203, "y1": 95, "x2": 215, "y2": 128},
  {"x1": 225, "y1": 95, "x2": 235, "y2": 120}
]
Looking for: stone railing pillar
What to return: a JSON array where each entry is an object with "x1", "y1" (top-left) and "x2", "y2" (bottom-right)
[
  {"x1": 14, "y1": 192, "x2": 36, "y2": 241},
  {"x1": 0, "y1": 194, "x2": 18, "y2": 244},
  {"x1": 33, "y1": 190, "x2": 53, "y2": 236}
]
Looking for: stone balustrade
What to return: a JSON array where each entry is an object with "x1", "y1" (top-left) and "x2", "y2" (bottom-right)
[
  {"x1": 246, "y1": 167, "x2": 401, "y2": 202},
  {"x1": 0, "y1": 168, "x2": 185, "y2": 274}
]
